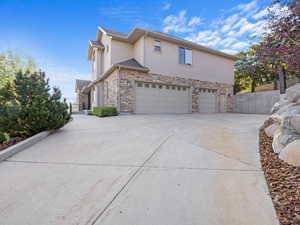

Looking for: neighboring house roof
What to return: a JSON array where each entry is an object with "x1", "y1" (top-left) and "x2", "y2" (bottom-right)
[
  {"x1": 75, "y1": 79, "x2": 91, "y2": 92},
  {"x1": 97, "y1": 26, "x2": 239, "y2": 61},
  {"x1": 81, "y1": 58, "x2": 149, "y2": 93}
]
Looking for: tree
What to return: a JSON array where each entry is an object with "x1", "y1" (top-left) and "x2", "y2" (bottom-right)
[
  {"x1": 254, "y1": 0, "x2": 300, "y2": 93},
  {"x1": 0, "y1": 70, "x2": 70, "y2": 141},
  {"x1": 234, "y1": 49, "x2": 274, "y2": 93},
  {"x1": 0, "y1": 50, "x2": 36, "y2": 88}
]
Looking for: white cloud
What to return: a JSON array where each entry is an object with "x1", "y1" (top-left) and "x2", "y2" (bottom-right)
[
  {"x1": 231, "y1": 41, "x2": 249, "y2": 49},
  {"x1": 162, "y1": 2, "x2": 171, "y2": 10},
  {"x1": 163, "y1": 0, "x2": 269, "y2": 54},
  {"x1": 252, "y1": 8, "x2": 268, "y2": 19},
  {"x1": 188, "y1": 17, "x2": 202, "y2": 26},
  {"x1": 163, "y1": 10, "x2": 202, "y2": 33},
  {"x1": 220, "y1": 49, "x2": 238, "y2": 54},
  {"x1": 236, "y1": 0, "x2": 257, "y2": 13}
]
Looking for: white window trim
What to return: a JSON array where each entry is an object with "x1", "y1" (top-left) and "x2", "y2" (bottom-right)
[
  {"x1": 179, "y1": 47, "x2": 192, "y2": 65},
  {"x1": 154, "y1": 40, "x2": 161, "y2": 52}
]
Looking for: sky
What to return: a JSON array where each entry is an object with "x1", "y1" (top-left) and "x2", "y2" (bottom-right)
[{"x1": 0, "y1": 0, "x2": 272, "y2": 102}]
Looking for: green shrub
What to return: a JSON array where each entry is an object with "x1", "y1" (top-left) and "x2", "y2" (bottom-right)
[
  {"x1": 0, "y1": 70, "x2": 71, "y2": 138},
  {"x1": 0, "y1": 132, "x2": 8, "y2": 144},
  {"x1": 93, "y1": 106, "x2": 118, "y2": 117}
]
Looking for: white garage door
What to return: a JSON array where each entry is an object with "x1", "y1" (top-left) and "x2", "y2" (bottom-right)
[
  {"x1": 198, "y1": 89, "x2": 217, "y2": 113},
  {"x1": 135, "y1": 82, "x2": 190, "y2": 114}
]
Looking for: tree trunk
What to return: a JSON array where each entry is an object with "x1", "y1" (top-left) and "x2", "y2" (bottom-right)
[
  {"x1": 273, "y1": 73, "x2": 278, "y2": 90},
  {"x1": 283, "y1": 68, "x2": 287, "y2": 90},
  {"x1": 251, "y1": 79, "x2": 255, "y2": 93},
  {"x1": 279, "y1": 68, "x2": 286, "y2": 94}
]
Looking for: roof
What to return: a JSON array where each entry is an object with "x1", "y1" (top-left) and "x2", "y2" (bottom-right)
[
  {"x1": 89, "y1": 40, "x2": 104, "y2": 48},
  {"x1": 81, "y1": 58, "x2": 149, "y2": 93},
  {"x1": 101, "y1": 27, "x2": 127, "y2": 37},
  {"x1": 114, "y1": 58, "x2": 148, "y2": 70},
  {"x1": 75, "y1": 79, "x2": 91, "y2": 91},
  {"x1": 98, "y1": 27, "x2": 239, "y2": 61}
]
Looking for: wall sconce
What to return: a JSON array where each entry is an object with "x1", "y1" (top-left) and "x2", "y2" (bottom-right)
[{"x1": 127, "y1": 80, "x2": 132, "y2": 88}]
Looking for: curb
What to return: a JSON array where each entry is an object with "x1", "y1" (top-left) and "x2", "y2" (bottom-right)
[{"x1": 0, "y1": 131, "x2": 52, "y2": 162}]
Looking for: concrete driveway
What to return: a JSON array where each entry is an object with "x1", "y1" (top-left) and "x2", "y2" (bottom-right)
[{"x1": 0, "y1": 114, "x2": 279, "y2": 225}]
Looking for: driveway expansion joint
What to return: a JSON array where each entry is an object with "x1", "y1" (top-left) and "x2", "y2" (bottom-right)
[
  {"x1": 86, "y1": 133, "x2": 174, "y2": 225},
  {"x1": 4, "y1": 160, "x2": 262, "y2": 172}
]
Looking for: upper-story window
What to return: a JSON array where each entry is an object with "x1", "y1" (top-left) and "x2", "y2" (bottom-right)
[
  {"x1": 179, "y1": 47, "x2": 192, "y2": 65},
  {"x1": 154, "y1": 40, "x2": 161, "y2": 52}
]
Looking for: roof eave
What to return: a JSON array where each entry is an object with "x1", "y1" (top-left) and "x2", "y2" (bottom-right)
[{"x1": 82, "y1": 63, "x2": 149, "y2": 92}]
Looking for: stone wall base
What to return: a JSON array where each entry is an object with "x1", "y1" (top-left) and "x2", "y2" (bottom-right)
[{"x1": 102, "y1": 68, "x2": 233, "y2": 113}]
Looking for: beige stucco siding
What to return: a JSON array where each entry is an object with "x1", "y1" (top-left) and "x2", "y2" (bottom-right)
[
  {"x1": 133, "y1": 36, "x2": 145, "y2": 66},
  {"x1": 111, "y1": 40, "x2": 133, "y2": 64},
  {"x1": 144, "y1": 36, "x2": 234, "y2": 84},
  {"x1": 101, "y1": 34, "x2": 112, "y2": 73}
]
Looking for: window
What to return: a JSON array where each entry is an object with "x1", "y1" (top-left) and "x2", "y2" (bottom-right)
[
  {"x1": 179, "y1": 47, "x2": 192, "y2": 65},
  {"x1": 154, "y1": 40, "x2": 161, "y2": 52}
]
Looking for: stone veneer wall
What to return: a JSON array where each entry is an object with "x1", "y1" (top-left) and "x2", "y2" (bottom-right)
[
  {"x1": 103, "y1": 70, "x2": 119, "y2": 108},
  {"x1": 78, "y1": 92, "x2": 89, "y2": 110},
  {"x1": 116, "y1": 68, "x2": 233, "y2": 113}
]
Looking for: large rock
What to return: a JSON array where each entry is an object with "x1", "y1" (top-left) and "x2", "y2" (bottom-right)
[
  {"x1": 285, "y1": 83, "x2": 300, "y2": 103},
  {"x1": 272, "y1": 115, "x2": 300, "y2": 153},
  {"x1": 264, "y1": 123, "x2": 279, "y2": 137},
  {"x1": 279, "y1": 139, "x2": 300, "y2": 167},
  {"x1": 290, "y1": 114, "x2": 300, "y2": 134},
  {"x1": 272, "y1": 128, "x2": 285, "y2": 153}
]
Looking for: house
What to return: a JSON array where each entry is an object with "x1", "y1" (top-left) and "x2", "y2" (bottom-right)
[{"x1": 75, "y1": 27, "x2": 239, "y2": 114}]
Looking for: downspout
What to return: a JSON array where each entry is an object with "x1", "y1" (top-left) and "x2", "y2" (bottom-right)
[
  {"x1": 143, "y1": 31, "x2": 148, "y2": 67},
  {"x1": 117, "y1": 67, "x2": 121, "y2": 112}
]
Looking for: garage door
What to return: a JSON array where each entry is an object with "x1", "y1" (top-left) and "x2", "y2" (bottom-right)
[
  {"x1": 135, "y1": 82, "x2": 190, "y2": 114},
  {"x1": 198, "y1": 89, "x2": 217, "y2": 113}
]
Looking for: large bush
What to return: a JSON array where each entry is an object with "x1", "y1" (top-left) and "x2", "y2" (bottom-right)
[
  {"x1": 0, "y1": 70, "x2": 70, "y2": 141},
  {"x1": 93, "y1": 106, "x2": 118, "y2": 117}
]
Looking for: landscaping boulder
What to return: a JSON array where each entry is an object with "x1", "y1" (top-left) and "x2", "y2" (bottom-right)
[
  {"x1": 271, "y1": 95, "x2": 290, "y2": 114},
  {"x1": 267, "y1": 84, "x2": 300, "y2": 165},
  {"x1": 290, "y1": 114, "x2": 300, "y2": 133},
  {"x1": 279, "y1": 139, "x2": 300, "y2": 167},
  {"x1": 264, "y1": 123, "x2": 279, "y2": 138},
  {"x1": 285, "y1": 83, "x2": 300, "y2": 103}
]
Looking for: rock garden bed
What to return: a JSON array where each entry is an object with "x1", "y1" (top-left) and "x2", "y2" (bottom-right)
[{"x1": 260, "y1": 120, "x2": 300, "y2": 225}]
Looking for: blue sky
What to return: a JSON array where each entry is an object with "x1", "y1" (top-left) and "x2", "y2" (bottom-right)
[{"x1": 0, "y1": 0, "x2": 272, "y2": 102}]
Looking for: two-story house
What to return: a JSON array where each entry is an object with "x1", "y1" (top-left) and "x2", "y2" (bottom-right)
[{"x1": 75, "y1": 26, "x2": 238, "y2": 113}]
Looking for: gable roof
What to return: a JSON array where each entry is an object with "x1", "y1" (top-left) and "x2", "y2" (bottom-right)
[
  {"x1": 75, "y1": 79, "x2": 91, "y2": 92},
  {"x1": 98, "y1": 27, "x2": 239, "y2": 61},
  {"x1": 114, "y1": 58, "x2": 148, "y2": 70},
  {"x1": 101, "y1": 27, "x2": 127, "y2": 37},
  {"x1": 81, "y1": 58, "x2": 149, "y2": 93},
  {"x1": 89, "y1": 40, "x2": 104, "y2": 48}
]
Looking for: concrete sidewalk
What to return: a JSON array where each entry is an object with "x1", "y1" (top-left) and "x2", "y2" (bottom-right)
[{"x1": 0, "y1": 114, "x2": 279, "y2": 225}]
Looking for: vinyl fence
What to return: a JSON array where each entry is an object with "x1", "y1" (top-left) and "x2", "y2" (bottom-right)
[{"x1": 233, "y1": 90, "x2": 280, "y2": 114}]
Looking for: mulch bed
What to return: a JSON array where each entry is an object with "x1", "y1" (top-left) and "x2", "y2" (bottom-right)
[
  {"x1": 259, "y1": 119, "x2": 300, "y2": 225},
  {"x1": 0, "y1": 137, "x2": 26, "y2": 152}
]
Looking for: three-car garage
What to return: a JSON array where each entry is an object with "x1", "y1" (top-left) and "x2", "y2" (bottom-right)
[{"x1": 134, "y1": 81, "x2": 226, "y2": 114}]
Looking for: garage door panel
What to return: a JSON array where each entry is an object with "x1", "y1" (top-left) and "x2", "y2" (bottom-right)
[
  {"x1": 135, "y1": 82, "x2": 190, "y2": 114},
  {"x1": 199, "y1": 91, "x2": 217, "y2": 113}
]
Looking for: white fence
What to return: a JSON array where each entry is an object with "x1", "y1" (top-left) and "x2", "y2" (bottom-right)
[{"x1": 233, "y1": 90, "x2": 280, "y2": 114}]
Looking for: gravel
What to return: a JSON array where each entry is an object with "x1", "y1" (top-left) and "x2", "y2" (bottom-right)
[{"x1": 260, "y1": 120, "x2": 300, "y2": 225}]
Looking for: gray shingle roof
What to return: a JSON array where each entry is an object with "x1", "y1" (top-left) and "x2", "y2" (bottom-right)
[
  {"x1": 115, "y1": 58, "x2": 148, "y2": 70},
  {"x1": 90, "y1": 40, "x2": 104, "y2": 48},
  {"x1": 101, "y1": 27, "x2": 127, "y2": 37},
  {"x1": 75, "y1": 79, "x2": 91, "y2": 90}
]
